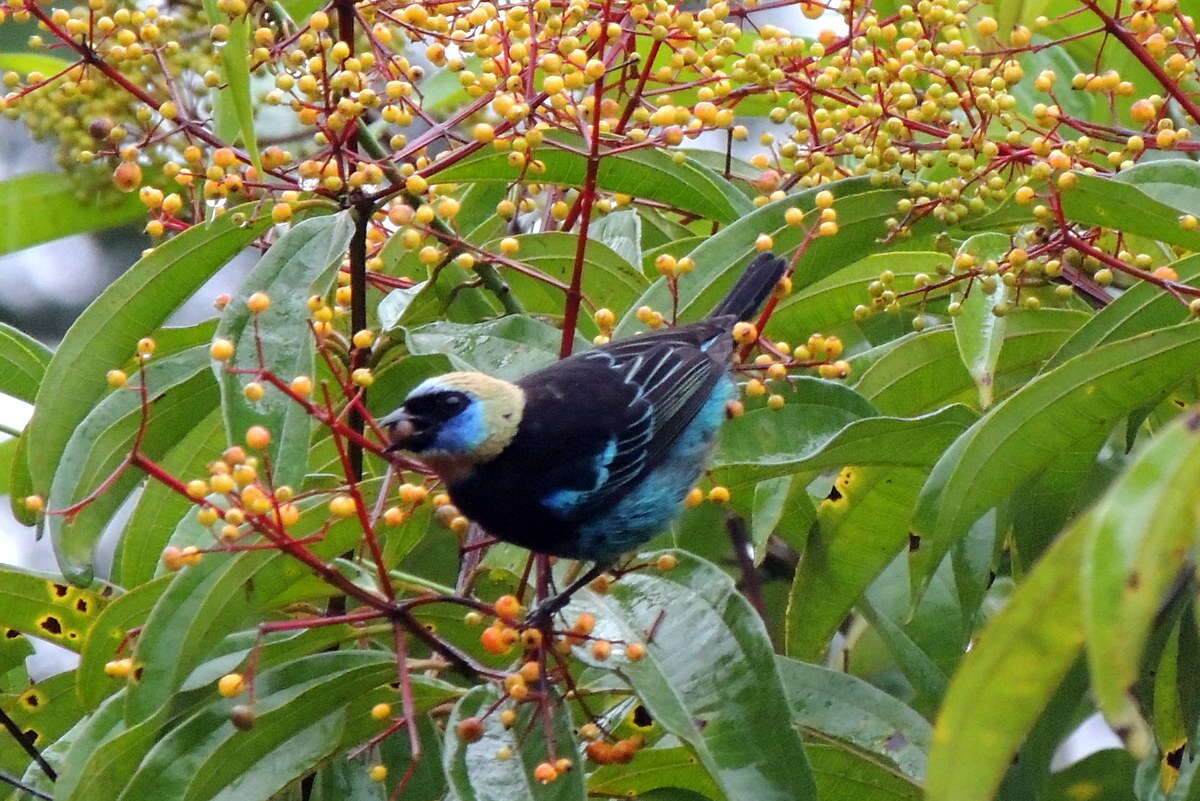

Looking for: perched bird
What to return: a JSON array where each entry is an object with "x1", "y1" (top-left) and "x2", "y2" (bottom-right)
[{"x1": 382, "y1": 252, "x2": 787, "y2": 622}]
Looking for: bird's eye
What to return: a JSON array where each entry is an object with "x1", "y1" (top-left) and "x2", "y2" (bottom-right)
[{"x1": 442, "y1": 394, "x2": 464, "y2": 409}]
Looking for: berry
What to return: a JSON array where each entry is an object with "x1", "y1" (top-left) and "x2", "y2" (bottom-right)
[
  {"x1": 245, "y1": 426, "x2": 271, "y2": 450},
  {"x1": 210, "y1": 338, "x2": 235, "y2": 361},
  {"x1": 162, "y1": 546, "x2": 185, "y2": 571},
  {"x1": 626, "y1": 642, "x2": 646, "y2": 661},
  {"x1": 104, "y1": 658, "x2": 133, "y2": 678},
  {"x1": 456, "y1": 716, "x2": 485, "y2": 742},
  {"x1": 494, "y1": 594, "x2": 520, "y2": 621},
  {"x1": 533, "y1": 762, "x2": 558, "y2": 784},
  {"x1": 369, "y1": 764, "x2": 387, "y2": 782},
  {"x1": 247, "y1": 292, "x2": 270, "y2": 313},
  {"x1": 371, "y1": 702, "x2": 393, "y2": 720},
  {"x1": 572, "y1": 613, "x2": 596, "y2": 636},
  {"x1": 732, "y1": 322, "x2": 758, "y2": 345},
  {"x1": 656, "y1": 554, "x2": 679, "y2": 572},
  {"x1": 106, "y1": 369, "x2": 128, "y2": 388},
  {"x1": 217, "y1": 673, "x2": 245, "y2": 697},
  {"x1": 591, "y1": 640, "x2": 612, "y2": 660},
  {"x1": 329, "y1": 495, "x2": 356, "y2": 518},
  {"x1": 480, "y1": 625, "x2": 511, "y2": 654},
  {"x1": 186, "y1": 479, "x2": 209, "y2": 499},
  {"x1": 708, "y1": 486, "x2": 731, "y2": 504},
  {"x1": 230, "y1": 705, "x2": 256, "y2": 730}
]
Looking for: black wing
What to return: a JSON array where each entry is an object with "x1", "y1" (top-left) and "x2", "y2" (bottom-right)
[{"x1": 515, "y1": 323, "x2": 727, "y2": 519}]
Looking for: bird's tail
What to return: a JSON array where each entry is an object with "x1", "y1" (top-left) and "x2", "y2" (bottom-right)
[{"x1": 708, "y1": 252, "x2": 788, "y2": 321}]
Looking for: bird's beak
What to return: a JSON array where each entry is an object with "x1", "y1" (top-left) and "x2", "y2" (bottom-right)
[{"x1": 379, "y1": 408, "x2": 418, "y2": 452}]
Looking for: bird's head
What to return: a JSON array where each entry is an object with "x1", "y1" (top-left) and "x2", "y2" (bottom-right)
[{"x1": 380, "y1": 372, "x2": 525, "y2": 465}]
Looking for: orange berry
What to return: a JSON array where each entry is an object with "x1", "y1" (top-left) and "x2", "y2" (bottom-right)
[
  {"x1": 112, "y1": 161, "x2": 143, "y2": 192},
  {"x1": 572, "y1": 613, "x2": 596, "y2": 636},
  {"x1": 480, "y1": 625, "x2": 510, "y2": 654},
  {"x1": 1153, "y1": 266, "x2": 1179, "y2": 281},
  {"x1": 162, "y1": 546, "x2": 185, "y2": 571},
  {"x1": 494, "y1": 594, "x2": 520, "y2": 621},
  {"x1": 626, "y1": 642, "x2": 646, "y2": 661},
  {"x1": 591, "y1": 640, "x2": 612, "y2": 660},
  {"x1": 533, "y1": 762, "x2": 558, "y2": 784},
  {"x1": 245, "y1": 426, "x2": 271, "y2": 450},
  {"x1": 586, "y1": 741, "x2": 613, "y2": 763},
  {"x1": 247, "y1": 292, "x2": 270, "y2": 313},
  {"x1": 329, "y1": 494, "x2": 357, "y2": 518},
  {"x1": 656, "y1": 554, "x2": 679, "y2": 572}
]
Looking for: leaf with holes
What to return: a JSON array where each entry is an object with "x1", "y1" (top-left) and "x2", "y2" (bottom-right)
[{"x1": 0, "y1": 566, "x2": 115, "y2": 652}]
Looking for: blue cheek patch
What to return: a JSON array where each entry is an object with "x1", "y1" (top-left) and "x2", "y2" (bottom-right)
[{"x1": 431, "y1": 402, "x2": 486, "y2": 454}]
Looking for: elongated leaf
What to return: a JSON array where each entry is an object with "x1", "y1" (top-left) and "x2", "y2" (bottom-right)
[
  {"x1": 0, "y1": 52, "x2": 72, "y2": 76},
  {"x1": 1082, "y1": 411, "x2": 1200, "y2": 756},
  {"x1": 0, "y1": 171, "x2": 144, "y2": 257},
  {"x1": 77, "y1": 576, "x2": 172, "y2": 710},
  {"x1": 200, "y1": 1, "x2": 259, "y2": 173},
  {"x1": 0, "y1": 566, "x2": 114, "y2": 652},
  {"x1": 215, "y1": 212, "x2": 351, "y2": 489},
  {"x1": 805, "y1": 739, "x2": 922, "y2": 801},
  {"x1": 926, "y1": 519, "x2": 1088, "y2": 801},
  {"x1": 786, "y1": 466, "x2": 928, "y2": 662},
  {"x1": 614, "y1": 179, "x2": 936, "y2": 337},
  {"x1": 1047, "y1": 254, "x2": 1200, "y2": 369},
  {"x1": 951, "y1": 233, "x2": 1010, "y2": 409},
  {"x1": 0, "y1": 322, "x2": 50, "y2": 404},
  {"x1": 587, "y1": 747, "x2": 723, "y2": 799},
  {"x1": 1059, "y1": 172, "x2": 1200, "y2": 251},
  {"x1": 430, "y1": 134, "x2": 750, "y2": 224},
  {"x1": 49, "y1": 347, "x2": 217, "y2": 584},
  {"x1": 405, "y1": 316, "x2": 588, "y2": 381},
  {"x1": 0, "y1": 672, "x2": 87, "y2": 778},
  {"x1": 1111, "y1": 160, "x2": 1200, "y2": 217},
  {"x1": 113, "y1": 409, "x2": 226, "y2": 586},
  {"x1": 714, "y1": 402, "x2": 975, "y2": 486},
  {"x1": 485, "y1": 232, "x2": 647, "y2": 332},
  {"x1": 7, "y1": 429, "x2": 35, "y2": 526},
  {"x1": 911, "y1": 323, "x2": 1200, "y2": 589},
  {"x1": 27, "y1": 205, "x2": 271, "y2": 502},
  {"x1": 768, "y1": 252, "x2": 952, "y2": 343},
  {"x1": 571, "y1": 551, "x2": 817, "y2": 801},
  {"x1": 587, "y1": 209, "x2": 642, "y2": 269},
  {"x1": 777, "y1": 656, "x2": 931, "y2": 780},
  {"x1": 444, "y1": 684, "x2": 583, "y2": 801},
  {"x1": 854, "y1": 310, "x2": 1088, "y2": 415}
]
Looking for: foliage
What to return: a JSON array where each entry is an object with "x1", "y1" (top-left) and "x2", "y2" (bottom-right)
[{"x1": 0, "y1": 0, "x2": 1199, "y2": 799}]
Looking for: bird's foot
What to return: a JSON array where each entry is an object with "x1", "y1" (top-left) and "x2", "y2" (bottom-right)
[{"x1": 525, "y1": 593, "x2": 571, "y2": 630}]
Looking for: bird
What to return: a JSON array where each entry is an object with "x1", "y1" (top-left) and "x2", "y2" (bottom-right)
[{"x1": 381, "y1": 251, "x2": 788, "y2": 624}]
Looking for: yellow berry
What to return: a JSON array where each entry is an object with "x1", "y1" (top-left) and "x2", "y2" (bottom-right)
[
  {"x1": 247, "y1": 292, "x2": 270, "y2": 313},
  {"x1": 210, "y1": 338, "x2": 235, "y2": 361},
  {"x1": 245, "y1": 425, "x2": 271, "y2": 450},
  {"x1": 656, "y1": 553, "x2": 679, "y2": 571},
  {"x1": 217, "y1": 673, "x2": 245, "y2": 697},
  {"x1": 684, "y1": 487, "x2": 703, "y2": 507},
  {"x1": 329, "y1": 495, "x2": 357, "y2": 517},
  {"x1": 371, "y1": 702, "x2": 392, "y2": 720},
  {"x1": 107, "y1": 369, "x2": 128, "y2": 388},
  {"x1": 369, "y1": 765, "x2": 387, "y2": 782}
]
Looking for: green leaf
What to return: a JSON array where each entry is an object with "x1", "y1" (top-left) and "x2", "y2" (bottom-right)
[
  {"x1": 951, "y1": 233, "x2": 1011, "y2": 409},
  {"x1": 200, "y1": 1, "x2": 259, "y2": 173},
  {"x1": 0, "y1": 52, "x2": 72, "y2": 76},
  {"x1": 26, "y1": 204, "x2": 271, "y2": 502},
  {"x1": 615, "y1": 178, "x2": 936, "y2": 337},
  {"x1": 587, "y1": 747, "x2": 724, "y2": 799},
  {"x1": 1081, "y1": 411, "x2": 1200, "y2": 756},
  {"x1": 571, "y1": 551, "x2": 817, "y2": 801},
  {"x1": 0, "y1": 565, "x2": 115, "y2": 652},
  {"x1": 1111, "y1": 160, "x2": 1200, "y2": 217},
  {"x1": 48, "y1": 346, "x2": 217, "y2": 584},
  {"x1": 485, "y1": 232, "x2": 647, "y2": 332},
  {"x1": 587, "y1": 208, "x2": 642, "y2": 269},
  {"x1": 0, "y1": 171, "x2": 145, "y2": 257},
  {"x1": 215, "y1": 212, "x2": 352, "y2": 489},
  {"x1": 911, "y1": 323, "x2": 1200, "y2": 589},
  {"x1": 767, "y1": 252, "x2": 952, "y2": 343},
  {"x1": 1047, "y1": 254, "x2": 1200, "y2": 370},
  {"x1": 786, "y1": 466, "x2": 928, "y2": 662},
  {"x1": 443, "y1": 684, "x2": 584, "y2": 801},
  {"x1": 777, "y1": 656, "x2": 931, "y2": 780},
  {"x1": 1059, "y1": 173, "x2": 1200, "y2": 251},
  {"x1": 805, "y1": 739, "x2": 922, "y2": 801},
  {"x1": 854, "y1": 310, "x2": 1089, "y2": 415},
  {"x1": 405, "y1": 316, "x2": 588, "y2": 381},
  {"x1": 925, "y1": 518, "x2": 1087, "y2": 801},
  {"x1": 714, "y1": 401, "x2": 975, "y2": 486},
  {"x1": 0, "y1": 322, "x2": 50, "y2": 404},
  {"x1": 77, "y1": 576, "x2": 173, "y2": 710},
  {"x1": 430, "y1": 134, "x2": 751, "y2": 224},
  {"x1": 7, "y1": 429, "x2": 35, "y2": 526},
  {"x1": 0, "y1": 671, "x2": 87, "y2": 778},
  {"x1": 112, "y1": 409, "x2": 226, "y2": 586}
]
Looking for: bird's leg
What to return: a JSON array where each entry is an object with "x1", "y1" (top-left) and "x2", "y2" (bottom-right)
[{"x1": 525, "y1": 561, "x2": 611, "y2": 629}]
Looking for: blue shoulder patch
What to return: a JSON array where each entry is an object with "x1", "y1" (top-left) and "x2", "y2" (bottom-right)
[{"x1": 541, "y1": 437, "x2": 617, "y2": 515}]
